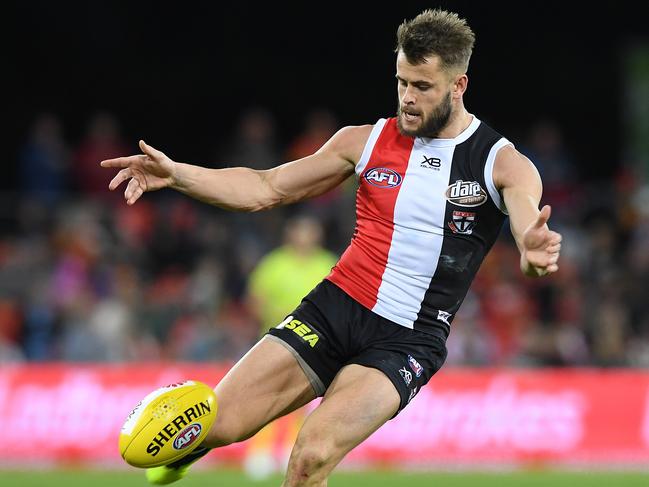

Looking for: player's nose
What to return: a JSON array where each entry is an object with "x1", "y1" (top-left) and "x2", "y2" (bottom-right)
[{"x1": 401, "y1": 86, "x2": 417, "y2": 105}]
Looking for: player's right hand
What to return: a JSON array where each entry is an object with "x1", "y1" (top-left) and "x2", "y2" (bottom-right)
[
  {"x1": 520, "y1": 204, "x2": 562, "y2": 276},
  {"x1": 100, "y1": 140, "x2": 175, "y2": 205}
]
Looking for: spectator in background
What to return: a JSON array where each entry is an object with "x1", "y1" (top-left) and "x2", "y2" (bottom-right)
[
  {"x1": 74, "y1": 112, "x2": 130, "y2": 200},
  {"x1": 627, "y1": 185, "x2": 649, "y2": 366},
  {"x1": 445, "y1": 289, "x2": 497, "y2": 366},
  {"x1": 580, "y1": 210, "x2": 629, "y2": 366},
  {"x1": 51, "y1": 204, "x2": 108, "y2": 361},
  {"x1": 0, "y1": 298, "x2": 24, "y2": 363},
  {"x1": 284, "y1": 109, "x2": 355, "y2": 251},
  {"x1": 244, "y1": 215, "x2": 337, "y2": 479},
  {"x1": 221, "y1": 107, "x2": 281, "y2": 170},
  {"x1": 521, "y1": 120, "x2": 578, "y2": 223},
  {"x1": 19, "y1": 113, "x2": 69, "y2": 205},
  {"x1": 628, "y1": 186, "x2": 649, "y2": 325},
  {"x1": 478, "y1": 244, "x2": 536, "y2": 364},
  {"x1": 285, "y1": 109, "x2": 338, "y2": 163},
  {"x1": 248, "y1": 215, "x2": 337, "y2": 334},
  {"x1": 219, "y1": 107, "x2": 284, "y2": 254}
]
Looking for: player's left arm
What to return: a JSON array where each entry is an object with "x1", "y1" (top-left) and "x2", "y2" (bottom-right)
[{"x1": 493, "y1": 145, "x2": 562, "y2": 277}]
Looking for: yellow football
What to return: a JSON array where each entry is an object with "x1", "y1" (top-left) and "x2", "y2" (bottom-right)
[{"x1": 119, "y1": 380, "x2": 218, "y2": 468}]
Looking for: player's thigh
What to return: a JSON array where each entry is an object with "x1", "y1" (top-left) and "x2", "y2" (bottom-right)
[
  {"x1": 289, "y1": 364, "x2": 399, "y2": 469},
  {"x1": 204, "y1": 335, "x2": 316, "y2": 447}
]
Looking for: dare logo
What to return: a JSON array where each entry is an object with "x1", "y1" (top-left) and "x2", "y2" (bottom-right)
[
  {"x1": 445, "y1": 180, "x2": 487, "y2": 207},
  {"x1": 364, "y1": 167, "x2": 402, "y2": 188},
  {"x1": 172, "y1": 423, "x2": 202, "y2": 450}
]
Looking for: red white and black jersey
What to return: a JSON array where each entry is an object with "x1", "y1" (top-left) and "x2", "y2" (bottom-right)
[{"x1": 327, "y1": 116, "x2": 511, "y2": 340}]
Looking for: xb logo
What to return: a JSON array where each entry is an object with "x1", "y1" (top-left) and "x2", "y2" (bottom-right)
[
  {"x1": 421, "y1": 155, "x2": 441, "y2": 170},
  {"x1": 364, "y1": 167, "x2": 403, "y2": 188}
]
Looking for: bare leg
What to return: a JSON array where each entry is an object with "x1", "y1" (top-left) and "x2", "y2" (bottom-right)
[
  {"x1": 203, "y1": 336, "x2": 317, "y2": 448},
  {"x1": 282, "y1": 364, "x2": 400, "y2": 487}
]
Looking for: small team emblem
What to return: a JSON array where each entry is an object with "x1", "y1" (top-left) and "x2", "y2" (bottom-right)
[
  {"x1": 448, "y1": 210, "x2": 477, "y2": 235},
  {"x1": 408, "y1": 355, "x2": 423, "y2": 377}
]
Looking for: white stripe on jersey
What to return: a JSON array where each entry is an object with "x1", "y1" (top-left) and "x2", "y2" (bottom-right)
[
  {"x1": 372, "y1": 139, "x2": 456, "y2": 328},
  {"x1": 355, "y1": 118, "x2": 387, "y2": 177},
  {"x1": 484, "y1": 137, "x2": 512, "y2": 215}
]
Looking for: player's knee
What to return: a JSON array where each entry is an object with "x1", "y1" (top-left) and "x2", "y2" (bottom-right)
[
  {"x1": 200, "y1": 409, "x2": 248, "y2": 448},
  {"x1": 285, "y1": 441, "x2": 337, "y2": 485}
]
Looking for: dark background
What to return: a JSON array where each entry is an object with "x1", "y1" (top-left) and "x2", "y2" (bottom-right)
[{"x1": 7, "y1": 1, "x2": 648, "y2": 184}]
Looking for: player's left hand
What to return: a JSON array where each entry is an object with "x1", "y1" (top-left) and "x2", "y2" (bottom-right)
[{"x1": 521, "y1": 205, "x2": 562, "y2": 277}]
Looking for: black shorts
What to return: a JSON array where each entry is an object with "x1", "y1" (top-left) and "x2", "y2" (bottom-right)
[{"x1": 266, "y1": 279, "x2": 447, "y2": 416}]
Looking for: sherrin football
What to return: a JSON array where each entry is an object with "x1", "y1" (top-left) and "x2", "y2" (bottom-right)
[{"x1": 119, "y1": 380, "x2": 218, "y2": 468}]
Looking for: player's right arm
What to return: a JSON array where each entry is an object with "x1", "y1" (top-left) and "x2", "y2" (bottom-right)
[{"x1": 100, "y1": 125, "x2": 371, "y2": 210}]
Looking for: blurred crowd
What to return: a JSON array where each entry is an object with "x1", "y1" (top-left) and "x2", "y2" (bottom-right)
[{"x1": 2, "y1": 110, "x2": 649, "y2": 368}]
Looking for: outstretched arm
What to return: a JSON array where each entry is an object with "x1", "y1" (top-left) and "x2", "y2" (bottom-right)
[
  {"x1": 493, "y1": 145, "x2": 562, "y2": 277},
  {"x1": 100, "y1": 125, "x2": 370, "y2": 211}
]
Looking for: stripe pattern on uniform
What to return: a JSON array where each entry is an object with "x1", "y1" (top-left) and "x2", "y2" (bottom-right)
[{"x1": 327, "y1": 116, "x2": 510, "y2": 339}]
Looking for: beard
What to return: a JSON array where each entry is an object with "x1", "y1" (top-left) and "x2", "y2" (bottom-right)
[{"x1": 396, "y1": 90, "x2": 453, "y2": 138}]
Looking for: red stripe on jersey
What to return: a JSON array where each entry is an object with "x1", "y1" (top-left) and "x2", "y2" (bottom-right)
[{"x1": 327, "y1": 118, "x2": 414, "y2": 309}]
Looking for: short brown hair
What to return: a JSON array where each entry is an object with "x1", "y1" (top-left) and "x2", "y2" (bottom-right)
[{"x1": 396, "y1": 9, "x2": 475, "y2": 74}]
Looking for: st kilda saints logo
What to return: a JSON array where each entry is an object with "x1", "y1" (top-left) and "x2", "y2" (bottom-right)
[
  {"x1": 445, "y1": 180, "x2": 487, "y2": 207},
  {"x1": 448, "y1": 210, "x2": 477, "y2": 235},
  {"x1": 364, "y1": 167, "x2": 402, "y2": 188}
]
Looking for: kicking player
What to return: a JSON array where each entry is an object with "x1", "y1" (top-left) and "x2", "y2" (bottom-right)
[{"x1": 102, "y1": 8, "x2": 561, "y2": 486}]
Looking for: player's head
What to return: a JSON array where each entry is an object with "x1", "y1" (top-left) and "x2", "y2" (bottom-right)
[{"x1": 394, "y1": 9, "x2": 475, "y2": 138}]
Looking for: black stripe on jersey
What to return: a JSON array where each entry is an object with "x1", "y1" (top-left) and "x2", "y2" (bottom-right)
[{"x1": 413, "y1": 123, "x2": 508, "y2": 339}]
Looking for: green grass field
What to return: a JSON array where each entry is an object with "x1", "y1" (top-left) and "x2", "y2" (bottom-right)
[{"x1": 2, "y1": 470, "x2": 649, "y2": 487}]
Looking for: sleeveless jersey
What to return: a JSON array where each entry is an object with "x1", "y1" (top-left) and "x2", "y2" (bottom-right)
[{"x1": 327, "y1": 116, "x2": 511, "y2": 340}]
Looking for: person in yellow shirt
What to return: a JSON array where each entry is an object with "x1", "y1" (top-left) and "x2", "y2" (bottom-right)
[{"x1": 245, "y1": 214, "x2": 337, "y2": 478}]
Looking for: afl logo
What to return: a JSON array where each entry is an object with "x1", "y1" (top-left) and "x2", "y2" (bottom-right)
[
  {"x1": 172, "y1": 423, "x2": 202, "y2": 450},
  {"x1": 364, "y1": 167, "x2": 402, "y2": 188},
  {"x1": 445, "y1": 180, "x2": 487, "y2": 207}
]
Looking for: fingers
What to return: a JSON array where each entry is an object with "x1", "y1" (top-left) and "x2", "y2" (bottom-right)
[
  {"x1": 109, "y1": 168, "x2": 132, "y2": 191},
  {"x1": 102, "y1": 143, "x2": 159, "y2": 203},
  {"x1": 124, "y1": 177, "x2": 144, "y2": 205},
  {"x1": 534, "y1": 252, "x2": 559, "y2": 267},
  {"x1": 532, "y1": 205, "x2": 552, "y2": 229},
  {"x1": 547, "y1": 230, "x2": 562, "y2": 245},
  {"x1": 100, "y1": 155, "x2": 143, "y2": 168},
  {"x1": 139, "y1": 140, "x2": 164, "y2": 160},
  {"x1": 530, "y1": 256, "x2": 559, "y2": 276},
  {"x1": 546, "y1": 238, "x2": 561, "y2": 267},
  {"x1": 544, "y1": 231, "x2": 562, "y2": 256},
  {"x1": 526, "y1": 232, "x2": 562, "y2": 275},
  {"x1": 525, "y1": 219, "x2": 562, "y2": 276}
]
